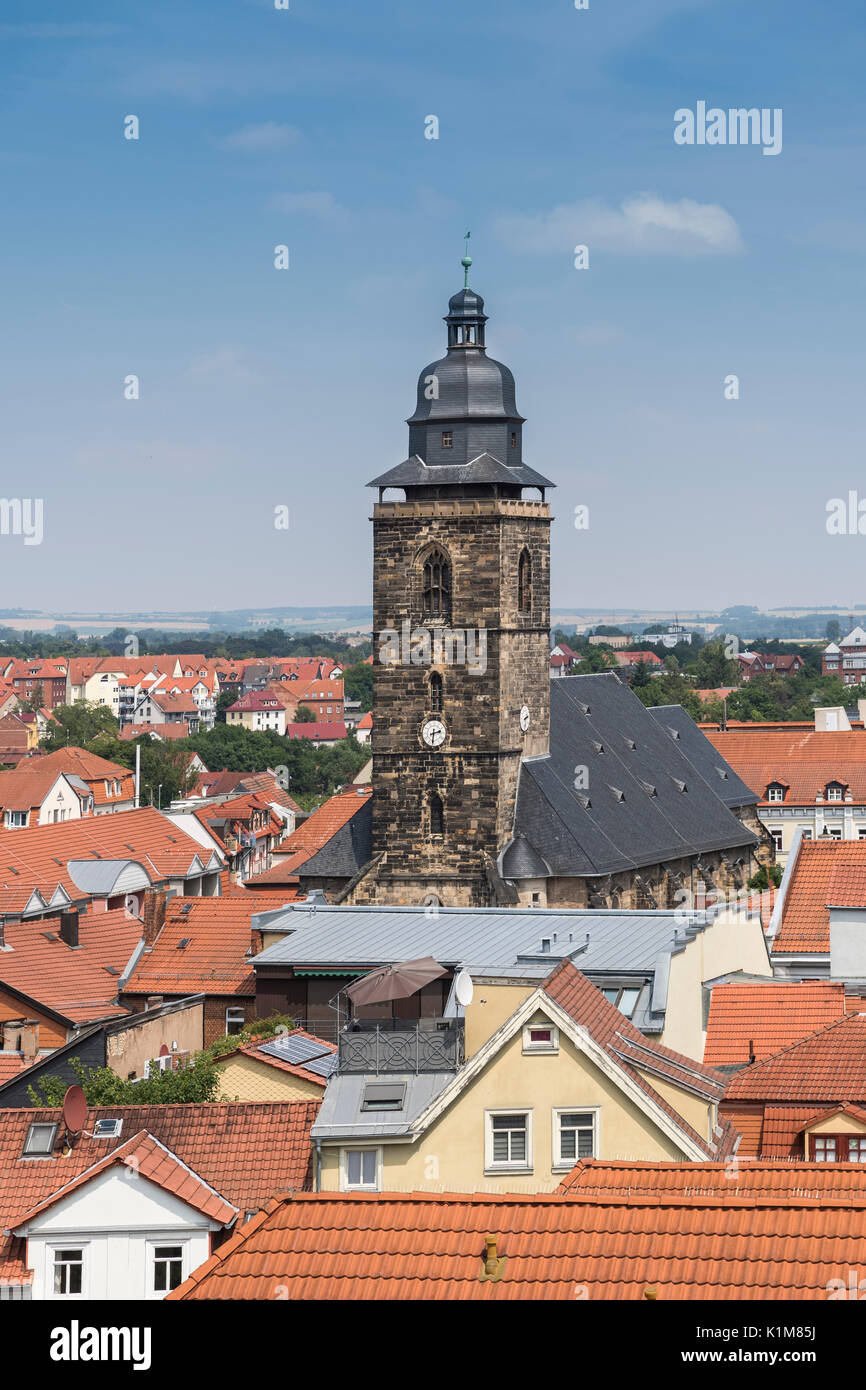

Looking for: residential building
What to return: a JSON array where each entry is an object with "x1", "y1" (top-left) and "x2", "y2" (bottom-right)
[
  {"x1": 737, "y1": 650, "x2": 805, "y2": 681},
  {"x1": 0, "y1": 769, "x2": 89, "y2": 829},
  {"x1": 640, "y1": 623, "x2": 692, "y2": 647},
  {"x1": 309, "y1": 961, "x2": 727, "y2": 1195},
  {"x1": 284, "y1": 721, "x2": 347, "y2": 745},
  {"x1": 16, "y1": 747, "x2": 135, "y2": 815},
  {"x1": 226, "y1": 691, "x2": 287, "y2": 735},
  {"x1": 191, "y1": 793, "x2": 283, "y2": 882},
  {"x1": 0, "y1": 996, "x2": 206, "y2": 1105},
  {"x1": 120, "y1": 893, "x2": 297, "y2": 1045},
  {"x1": 244, "y1": 787, "x2": 371, "y2": 899},
  {"x1": 703, "y1": 979, "x2": 860, "y2": 1067},
  {"x1": 166, "y1": 1160, "x2": 866, "y2": 1301},
  {"x1": 720, "y1": 1013, "x2": 866, "y2": 1160},
  {"x1": 0, "y1": 713, "x2": 39, "y2": 768},
  {"x1": 214, "y1": 1028, "x2": 336, "y2": 1102},
  {"x1": 1, "y1": 660, "x2": 68, "y2": 710},
  {"x1": 766, "y1": 833, "x2": 866, "y2": 976},
  {"x1": 704, "y1": 717, "x2": 866, "y2": 862},
  {"x1": 822, "y1": 624, "x2": 866, "y2": 683},
  {"x1": 0, "y1": 1099, "x2": 320, "y2": 1299}
]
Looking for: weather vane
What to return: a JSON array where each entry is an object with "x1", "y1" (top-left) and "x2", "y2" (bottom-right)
[{"x1": 461, "y1": 230, "x2": 472, "y2": 288}]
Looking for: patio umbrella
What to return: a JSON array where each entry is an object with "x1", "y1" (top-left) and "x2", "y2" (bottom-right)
[{"x1": 345, "y1": 956, "x2": 448, "y2": 1007}]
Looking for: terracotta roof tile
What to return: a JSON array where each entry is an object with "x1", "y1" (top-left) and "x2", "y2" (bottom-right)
[
  {"x1": 247, "y1": 789, "x2": 371, "y2": 883},
  {"x1": 167, "y1": 1163, "x2": 866, "y2": 1301},
  {"x1": 705, "y1": 727, "x2": 866, "y2": 805},
  {"x1": 704, "y1": 981, "x2": 848, "y2": 1065},
  {"x1": 0, "y1": 908, "x2": 140, "y2": 1023},
  {"x1": 773, "y1": 839, "x2": 866, "y2": 953},
  {"x1": 122, "y1": 894, "x2": 291, "y2": 998},
  {"x1": 0, "y1": 1099, "x2": 319, "y2": 1287},
  {"x1": 724, "y1": 1013, "x2": 866, "y2": 1102}
]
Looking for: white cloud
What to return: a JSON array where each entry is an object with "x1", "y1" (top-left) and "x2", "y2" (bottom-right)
[
  {"x1": 219, "y1": 123, "x2": 301, "y2": 152},
  {"x1": 270, "y1": 191, "x2": 344, "y2": 221},
  {"x1": 496, "y1": 193, "x2": 743, "y2": 257}
]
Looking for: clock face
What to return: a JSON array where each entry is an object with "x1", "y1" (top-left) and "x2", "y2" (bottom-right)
[
  {"x1": 519, "y1": 705, "x2": 531, "y2": 732},
  {"x1": 421, "y1": 718, "x2": 446, "y2": 748}
]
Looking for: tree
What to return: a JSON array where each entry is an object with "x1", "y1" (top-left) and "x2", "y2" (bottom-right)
[
  {"x1": 27, "y1": 1053, "x2": 226, "y2": 1107},
  {"x1": 40, "y1": 701, "x2": 118, "y2": 750},
  {"x1": 343, "y1": 660, "x2": 373, "y2": 711},
  {"x1": 630, "y1": 659, "x2": 651, "y2": 688},
  {"x1": 294, "y1": 704, "x2": 316, "y2": 723},
  {"x1": 19, "y1": 680, "x2": 44, "y2": 713},
  {"x1": 826, "y1": 619, "x2": 841, "y2": 642},
  {"x1": 215, "y1": 687, "x2": 238, "y2": 724}
]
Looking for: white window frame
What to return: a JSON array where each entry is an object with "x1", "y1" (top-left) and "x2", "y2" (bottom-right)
[
  {"x1": 769, "y1": 828, "x2": 783, "y2": 852},
  {"x1": 522, "y1": 1022, "x2": 559, "y2": 1054},
  {"x1": 147, "y1": 1238, "x2": 189, "y2": 1298},
  {"x1": 552, "y1": 1106, "x2": 600, "y2": 1170},
  {"x1": 47, "y1": 1241, "x2": 89, "y2": 1300},
  {"x1": 225, "y1": 1006, "x2": 246, "y2": 1035},
  {"x1": 484, "y1": 1108, "x2": 533, "y2": 1174},
  {"x1": 766, "y1": 785, "x2": 784, "y2": 802},
  {"x1": 826, "y1": 784, "x2": 844, "y2": 802},
  {"x1": 339, "y1": 1146, "x2": 382, "y2": 1192}
]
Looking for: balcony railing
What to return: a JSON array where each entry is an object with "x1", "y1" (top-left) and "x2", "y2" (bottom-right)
[{"x1": 337, "y1": 1020, "x2": 464, "y2": 1075}]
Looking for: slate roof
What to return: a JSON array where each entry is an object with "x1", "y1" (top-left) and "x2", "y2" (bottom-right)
[
  {"x1": 368, "y1": 453, "x2": 553, "y2": 491},
  {"x1": 507, "y1": 676, "x2": 757, "y2": 881},
  {"x1": 646, "y1": 703, "x2": 758, "y2": 809},
  {"x1": 168, "y1": 1163, "x2": 866, "y2": 1301}
]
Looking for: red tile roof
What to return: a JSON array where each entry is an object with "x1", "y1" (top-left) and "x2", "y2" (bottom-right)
[
  {"x1": 543, "y1": 961, "x2": 725, "y2": 1155},
  {"x1": 231, "y1": 1028, "x2": 336, "y2": 1088},
  {"x1": 704, "y1": 981, "x2": 849, "y2": 1065},
  {"x1": 0, "y1": 1099, "x2": 320, "y2": 1286},
  {"x1": 0, "y1": 1054, "x2": 33, "y2": 1084},
  {"x1": 284, "y1": 722, "x2": 347, "y2": 741},
  {"x1": 723, "y1": 1012, "x2": 866, "y2": 1102},
  {"x1": 18, "y1": 747, "x2": 135, "y2": 806},
  {"x1": 167, "y1": 1162, "x2": 866, "y2": 1301},
  {"x1": 118, "y1": 723, "x2": 191, "y2": 741},
  {"x1": 0, "y1": 806, "x2": 213, "y2": 920},
  {"x1": 122, "y1": 894, "x2": 291, "y2": 998},
  {"x1": 704, "y1": 727, "x2": 866, "y2": 804},
  {"x1": 0, "y1": 908, "x2": 141, "y2": 1024},
  {"x1": 772, "y1": 838, "x2": 866, "y2": 954}
]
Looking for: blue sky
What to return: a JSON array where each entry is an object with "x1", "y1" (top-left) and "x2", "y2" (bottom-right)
[{"x1": 2, "y1": 0, "x2": 865, "y2": 613}]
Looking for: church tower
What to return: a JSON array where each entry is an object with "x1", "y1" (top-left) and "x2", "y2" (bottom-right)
[{"x1": 358, "y1": 251, "x2": 554, "y2": 907}]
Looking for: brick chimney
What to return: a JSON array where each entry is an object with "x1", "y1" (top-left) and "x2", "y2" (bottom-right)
[
  {"x1": 59, "y1": 909, "x2": 80, "y2": 949},
  {"x1": 143, "y1": 885, "x2": 168, "y2": 946}
]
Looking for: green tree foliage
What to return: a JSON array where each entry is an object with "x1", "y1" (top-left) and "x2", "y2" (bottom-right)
[
  {"x1": 40, "y1": 701, "x2": 119, "y2": 750},
  {"x1": 343, "y1": 660, "x2": 373, "y2": 711},
  {"x1": 185, "y1": 726, "x2": 367, "y2": 805},
  {"x1": 294, "y1": 704, "x2": 316, "y2": 723},
  {"x1": 27, "y1": 1053, "x2": 225, "y2": 1107},
  {"x1": 748, "y1": 863, "x2": 783, "y2": 890},
  {"x1": 692, "y1": 639, "x2": 740, "y2": 689}
]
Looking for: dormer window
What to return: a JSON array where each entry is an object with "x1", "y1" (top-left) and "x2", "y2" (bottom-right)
[
  {"x1": 766, "y1": 783, "x2": 785, "y2": 802},
  {"x1": 826, "y1": 782, "x2": 845, "y2": 802}
]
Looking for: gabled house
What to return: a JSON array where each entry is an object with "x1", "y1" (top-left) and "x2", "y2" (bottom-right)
[
  {"x1": 17, "y1": 747, "x2": 135, "y2": 815},
  {"x1": 214, "y1": 1028, "x2": 337, "y2": 1102},
  {"x1": 0, "y1": 1099, "x2": 320, "y2": 1299},
  {"x1": 244, "y1": 787, "x2": 371, "y2": 899},
  {"x1": 311, "y1": 961, "x2": 727, "y2": 1194},
  {"x1": 0, "y1": 769, "x2": 90, "y2": 829}
]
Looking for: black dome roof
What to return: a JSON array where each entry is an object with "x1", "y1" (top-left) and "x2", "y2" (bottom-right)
[{"x1": 407, "y1": 350, "x2": 523, "y2": 424}]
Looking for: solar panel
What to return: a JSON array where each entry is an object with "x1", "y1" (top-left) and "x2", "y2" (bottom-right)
[{"x1": 260, "y1": 1035, "x2": 336, "y2": 1076}]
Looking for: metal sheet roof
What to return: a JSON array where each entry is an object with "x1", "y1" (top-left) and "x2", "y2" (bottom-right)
[
  {"x1": 311, "y1": 1071, "x2": 453, "y2": 1140},
  {"x1": 253, "y1": 903, "x2": 708, "y2": 980}
]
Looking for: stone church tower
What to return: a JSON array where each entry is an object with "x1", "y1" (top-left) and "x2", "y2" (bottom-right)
[{"x1": 350, "y1": 260, "x2": 554, "y2": 906}]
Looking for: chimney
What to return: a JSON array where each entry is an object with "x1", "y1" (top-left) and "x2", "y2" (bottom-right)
[
  {"x1": 18, "y1": 1022, "x2": 38, "y2": 1060},
  {"x1": 59, "y1": 909, "x2": 79, "y2": 949},
  {"x1": 748, "y1": 1038, "x2": 756, "y2": 1065},
  {"x1": 143, "y1": 885, "x2": 168, "y2": 946}
]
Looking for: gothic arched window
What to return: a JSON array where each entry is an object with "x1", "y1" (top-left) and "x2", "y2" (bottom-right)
[
  {"x1": 430, "y1": 792, "x2": 444, "y2": 837},
  {"x1": 429, "y1": 671, "x2": 443, "y2": 713},
  {"x1": 518, "y1": 548, "x2": 532, "y2": 615},
  {"x1": 422, "y1": 548, "x2": 452, "y2": 621}
]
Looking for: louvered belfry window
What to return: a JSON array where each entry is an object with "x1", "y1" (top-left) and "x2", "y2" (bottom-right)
[{"x1": 422, "y1": 548, "x2": 451, "y2": 620}]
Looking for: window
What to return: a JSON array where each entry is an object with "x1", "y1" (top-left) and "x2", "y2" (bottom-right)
[
  {"x1": 430, "y1": 791, "x2": 444, "y2": 837},
  {"x1": 362, "y1": 1082, "x2": 406, "y2": 1111},
  {"x1": 92, "y1": 1118, "x2": 123, "y2": 1139},
  {"x1": 601, "y1": 987, "x2": 641, "y2": 1018},
  {"x1": 802, "y1": 828, "x2": 813, "y2": 839},
  {"x1": 554, "y1": 1109, "x2": 597, "y2": 1168},
  {"x1": 522, "y1": 1023, "x2": 559, "y2": 1053},
  {"x1": 510, "y1": 431, "x2": 517, "y2": 449},
  {"x1": 441, "y1": 431, "x2": 453, "y2": 449},
  {"x1": 153, "y1": 1244, "x2": 184, "y2": 1293},
  {"x1": 422, "y1": 548, "x2": 451, "y2": 620},
  {"x1": 770, "y1": 829, "x2": 783, "y2": 853},
  {"x1": 53, "y1": 1248, "x2": 84, "y2": 1296},
  {"x1": 342, "y1": 1148, "x2": 380, "y2": 1190},
  {"x1": 811, "y1": 1133, "x2": 866, "y2": 1162},
  {"x1": 429, "y1": 671, "x2": 443, "y2": 714},
  {"x1": 826, "y1": 783, "x2": 845, "y2": 801},
  {"x1": 518, "y1": 548, "x2": 532, "y2": 615},
  {"x1": 766, "y1": 784, "x2": 784, "y2": 802},
  {"x1": 23, "y1": 1122, "x2": 57, "y2": 1157},
  {"x1": 485, "y1": 1111, "x2": 531, "y2": 1170},
  {"x1": 828, "y1": 828, "x2": 843, "y2": 840},
  {"x1": 225, "y1": 1006, "x2": 246, "y2": 1035}
]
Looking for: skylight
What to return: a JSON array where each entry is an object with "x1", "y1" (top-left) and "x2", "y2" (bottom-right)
[{"x1": 23, "y1": 1122, "x2": 57, "y2": 1157}]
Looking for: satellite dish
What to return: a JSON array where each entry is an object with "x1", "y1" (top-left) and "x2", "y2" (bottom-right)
[
  {"x1": 454, "y1": 969, "x2": 474, "y2": 1007},
  {"x1": 61, "y1": 1084, "x2": 87, "y2": 1135}
]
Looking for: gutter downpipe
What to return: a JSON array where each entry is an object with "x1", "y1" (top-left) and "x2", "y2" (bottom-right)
[{"x1": 314, "y1": 1138, "x2": 322, "y2": 1192}]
